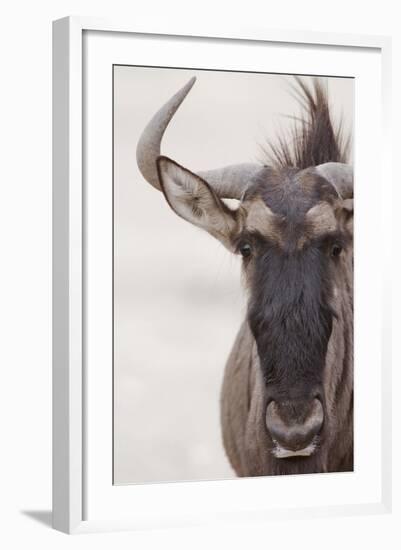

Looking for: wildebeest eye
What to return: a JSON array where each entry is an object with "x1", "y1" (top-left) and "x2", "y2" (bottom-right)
[
  {"x1": 240, "y1": 243, "x2": 252, "y2": 258},
  {"x1": 331, "y1": 244, "x2": 343, "y2": 258}
]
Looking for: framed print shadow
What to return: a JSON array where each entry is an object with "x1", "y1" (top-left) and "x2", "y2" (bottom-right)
[{"x1": 52, "y1": 17, "x2": 392, "y2": 534}]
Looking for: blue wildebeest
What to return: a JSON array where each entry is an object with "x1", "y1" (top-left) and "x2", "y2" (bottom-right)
[{"x1": 136, "y1": 76, "x2": 353, "y2": 475}]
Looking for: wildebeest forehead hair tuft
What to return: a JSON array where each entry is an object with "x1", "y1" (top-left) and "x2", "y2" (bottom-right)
[{"x1": 262, "y1": 77, "x2": 351, "y2": 170}]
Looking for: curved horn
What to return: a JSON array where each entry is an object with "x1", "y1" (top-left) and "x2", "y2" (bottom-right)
[
  {"x1": 136, "y1": 77, "x2": 262, "y2": 199},
  {"x1": 315, "y1": 162, "x2": 353, "y2": 199},
  {"x1": 197, "y1": 163, "x2": 263, "y2": 199},
  {"x1": 136, "y1": 77, "x2": 197, "y2": 191}
]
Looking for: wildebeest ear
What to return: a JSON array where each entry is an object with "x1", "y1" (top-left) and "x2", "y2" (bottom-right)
[{"x1": 156, "y1": 156, "x2": 239, "y2": 249}]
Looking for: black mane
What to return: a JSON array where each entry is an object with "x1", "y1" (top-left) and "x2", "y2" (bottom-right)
[{"x1": 264, "y1": 77, "x2": 351, "y2": 169}]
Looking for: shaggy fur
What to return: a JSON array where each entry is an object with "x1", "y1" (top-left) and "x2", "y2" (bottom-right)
[{"x1": 264, "y1": 77, "x2": 350, "y2": 169}]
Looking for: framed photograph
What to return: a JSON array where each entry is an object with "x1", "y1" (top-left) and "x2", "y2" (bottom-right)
[{"x1": 52, "y1": 17, "x2": 392, "y2": 533}]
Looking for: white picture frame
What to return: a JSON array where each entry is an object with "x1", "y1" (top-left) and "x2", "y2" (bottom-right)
[{"x1": 52, "y1": 16, "x2": 392, "y2": 534}]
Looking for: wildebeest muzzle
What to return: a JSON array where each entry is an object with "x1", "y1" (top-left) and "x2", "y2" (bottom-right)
[{"x1": 265, "y1": 397, "x2": 324, "y2": 458}]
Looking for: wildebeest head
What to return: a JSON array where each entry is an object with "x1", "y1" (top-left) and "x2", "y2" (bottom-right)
[{"x1": 136, "y1": 77, "x2": 353, "y2": 464}]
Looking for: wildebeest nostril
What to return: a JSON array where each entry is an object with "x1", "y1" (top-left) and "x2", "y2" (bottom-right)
[{"x1": 265, "y1": 398, "x2": 324, "y2": 452}]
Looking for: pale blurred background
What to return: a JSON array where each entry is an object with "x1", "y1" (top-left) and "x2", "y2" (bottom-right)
[{"x1": 113, "y1": 66, "x2": 354, "y2": 484}]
